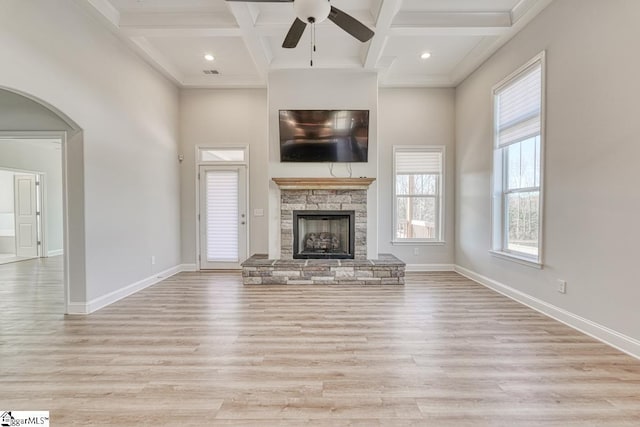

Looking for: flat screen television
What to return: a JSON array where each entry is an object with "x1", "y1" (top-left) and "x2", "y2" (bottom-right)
[{"x1": 279, "y1": 110, "x2": 369, "y2": 162}]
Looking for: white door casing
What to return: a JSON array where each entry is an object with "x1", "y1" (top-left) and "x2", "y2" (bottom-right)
[
  {"x1": 14, "y1": 174, "x2": 38, "y2": 257},
  {"x1": 199, "y1": 165, "x2": 248, "y2": 269}
]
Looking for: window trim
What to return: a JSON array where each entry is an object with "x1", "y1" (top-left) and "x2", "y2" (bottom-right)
[
  {"x1": 490, "y1": 51, "x2": 546, "y2": 267},
  {"x1": 392, "y1": 145, "x2": 445, "y2": 244}
]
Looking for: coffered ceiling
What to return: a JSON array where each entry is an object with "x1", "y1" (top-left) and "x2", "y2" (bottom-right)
[{"x1": 87, "y1": 0, "x2": 553, "y2": 88}]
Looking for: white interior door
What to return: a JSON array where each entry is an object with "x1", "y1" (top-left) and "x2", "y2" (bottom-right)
[
  {"x1": 14, "y1": 174, "x2": 38, "y2": 258},
  {"x1": 199, "y1": 165, "x2": 247, "y2": 269}
]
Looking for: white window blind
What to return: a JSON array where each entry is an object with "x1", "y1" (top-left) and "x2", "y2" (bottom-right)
[
  {"x1": 395, "y1": 150, "x2": 442, "y2": 175},
  {"x1": 491, "y1": 52, "x2": 545, "y2": 266},
  {"x1": 496, "y1": 63, "x2": 542, "y2": 148},
  {"x1": 206, "y1": 170, "x2": 239, "y2": 262}
]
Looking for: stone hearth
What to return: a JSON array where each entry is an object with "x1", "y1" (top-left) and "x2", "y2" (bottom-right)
[{"x1": 242, "y1": 254, "x2": 405, "y2": 285}]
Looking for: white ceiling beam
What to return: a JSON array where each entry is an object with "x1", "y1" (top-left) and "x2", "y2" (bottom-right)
[
  {"x1": 512, "y1": 0, "x2": 547, "y2": 23},
  {"x1": 380, "y1": 74, "x2": 455, "y2": 88},
  {"x1": 270, "y1": 57, "x2": 365, "y2": 70},
  {"x1": 182, "y1": 76, "x2": 266, "y2": 89},
  {"x1": 86, "y1": 0, "x2": 121, "y2": 28},
  {"x1": 118, "y1": 11, "x2": 241, "y2": 37},
  {"x1": 363, "y1": 0, "x2": 403, "y2": 69},
  {"x1": 389, "y1": 27, "x2": 510, "y2": 37},
  {"x1": 389, "y1": 11, "x2": 512, "y2": 37},
  {"x1": 129, "y1": 36, "x2": 184, "y2": 85},
  {"x1": 226, "y1": 3, "x2": 272, "y2": 81},
  {"x1": 254, "y1": 23, "x2": 372, "y2": 39},
  {"x1": 119, "y1": 12, "x2": 237, "y2": 29},
  {"x1": 375, "y1": 56, "x2": 397, "y2": 85},
  {"x1": 253, "y1": 9, "x2": 374, "y2": 28},
  {"x1": 122, "y1": 28, "x2": 242, "y2": 38},
  {"x1": 393, "y1": 11, "x2": 512, "y2": 28},
  {"x1": 82, "y1": 0, "x2": 183, "y2": 86}
]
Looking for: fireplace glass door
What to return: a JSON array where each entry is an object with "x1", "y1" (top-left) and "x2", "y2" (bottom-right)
[{"x1": 293, "y1": 211, "x2": 355, "y2": 259}]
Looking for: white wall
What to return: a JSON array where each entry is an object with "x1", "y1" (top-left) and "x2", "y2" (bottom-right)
[
  {"x1": 378, "y1": 88, "x2": 455, "y2": 266},
  {"x1": 455, "y1": 0, "x2": 640, "y2": 341},
  {"x1": 179, "y1": 89, "x2": 269, "y2": 264},
  {"x1": 0, "y1": 1, "x2": 180, "y2": 305},
  {"x1": 0, "y1": 140, "x2": 63, "y2": 255},
  {"x1": 267, "y1": 70, "x2": 379, "y2": 259}
]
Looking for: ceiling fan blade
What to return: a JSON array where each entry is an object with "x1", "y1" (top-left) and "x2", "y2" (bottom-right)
[
  {"x1": 328, "y1": 6, "x2": 374, "y2": 43},
  {"x1": 282, "y1": 18, "x2": 307, "y2": 48}
]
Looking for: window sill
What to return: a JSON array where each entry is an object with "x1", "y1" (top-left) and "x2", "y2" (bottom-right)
[
  {"x1": 489, "y1": 250, "x2": 543, "y2": 269},
  {"x1": 392, "y1": 240, "x2": 446, "y2": 246}
]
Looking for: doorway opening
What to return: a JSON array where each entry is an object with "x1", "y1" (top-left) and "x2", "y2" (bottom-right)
[
  {"x1": 0, "y1": 139, "x2": 63, "y2": 266},
  {"x1": 196, "y1": 147, "x2": 249, "y2": 270},
  {"x1": 0, "y1": 135, "x2": 67, "y2": 311},
  {"x1": 1, "y1": 86, "x2": 86, "y2": 315}
]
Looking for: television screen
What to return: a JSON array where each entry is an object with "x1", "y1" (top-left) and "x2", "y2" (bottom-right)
[{"x1": 279, "y1": 110, "x2": 369, "y2": 162}]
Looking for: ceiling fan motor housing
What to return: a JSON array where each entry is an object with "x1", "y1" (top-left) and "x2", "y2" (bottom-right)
[{"x1": 294, "y1": 0, "x2": 331, "y2": 24}]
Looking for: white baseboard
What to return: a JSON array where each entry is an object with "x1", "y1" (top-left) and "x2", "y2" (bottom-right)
[
  {"x1": 66, "y1": 264, "x2": 184, "y2": 315},
  {"x1": 454, "y1": 265, "x2": 640, "y2": 360},
  {"x1": 406, "y1": 264, "x2": 455, "y2": 272},
  {"x1": 180, "y1": 263, "x2": 197, "y2": 272},
  {"x1": 47, "y1": 249, "x2": 64, "y2": 257}
]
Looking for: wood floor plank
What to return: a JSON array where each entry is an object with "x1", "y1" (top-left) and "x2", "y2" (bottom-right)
[{"x1": 1, "y1": 257, "x2": 639, "y2": 425}]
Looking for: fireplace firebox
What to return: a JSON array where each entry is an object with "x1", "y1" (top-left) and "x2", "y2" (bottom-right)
[{"x1": 293, "y1": 210, "x2": 355, "y2": 259}]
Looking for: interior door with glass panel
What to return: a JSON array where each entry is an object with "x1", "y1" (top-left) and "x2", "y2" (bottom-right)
[{"x1": 199, "y1": 165, "x2": 247, "y2": 269}]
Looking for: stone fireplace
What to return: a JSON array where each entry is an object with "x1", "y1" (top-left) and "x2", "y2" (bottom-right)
[
  {"x1": 241, "y1": 178, "x2": 405, "y2": 285},
  {"x1": 275, "y1": 178, "x2": 373, "y2": 260}
]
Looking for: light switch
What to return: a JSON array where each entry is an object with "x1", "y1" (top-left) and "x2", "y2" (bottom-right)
[{"x1": 253, "y1": 208, "x2": 264, "y2": 217}]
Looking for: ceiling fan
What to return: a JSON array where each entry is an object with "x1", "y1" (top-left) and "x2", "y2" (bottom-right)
[{"x1": 226, "y1": 0, "x2": 375, "y2": 49}]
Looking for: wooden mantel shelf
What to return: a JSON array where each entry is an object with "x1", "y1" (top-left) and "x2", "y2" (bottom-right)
[{"x1": 272, "y1": 177, "x2": 376, "y2": 190}]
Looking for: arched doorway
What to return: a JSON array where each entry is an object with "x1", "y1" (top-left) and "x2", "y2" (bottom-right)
[{"x1": 0, "y1": 87, "x2": 87, "y2": 314}]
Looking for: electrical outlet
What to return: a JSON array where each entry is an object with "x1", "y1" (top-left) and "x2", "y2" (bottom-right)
[
  {"x1": 151, "y1": 256, "x2": 156, "y2": 265},
  {"x1": 413, "y1": 248, "x2": 419, "y2": 256},
  {"x1": 557, "y1": 279, "x2": 567, "y2": 294}
]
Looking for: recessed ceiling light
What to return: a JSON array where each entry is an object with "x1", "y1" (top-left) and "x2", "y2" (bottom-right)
[
  {"x1": 421, "y1": 52, "x2": 432, "y2": 60},
  {"x1": 204, "y1": 54, "x2": 215, "y2": 61}
]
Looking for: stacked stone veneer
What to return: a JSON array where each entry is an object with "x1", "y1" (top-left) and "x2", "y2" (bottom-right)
[
  {"x1": 242, "y1": 254, "x2": 405, "y2": 285},
  {"x1": 280, "y1": 189, "x2": 367, "y2": 259}
]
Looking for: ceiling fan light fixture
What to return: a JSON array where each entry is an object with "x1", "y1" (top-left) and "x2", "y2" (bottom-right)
[
  {"x1": 294, "y1": 0, "x2": 331, "y2": 24},
  {"x1": 204, "y1": 54, "x2": 215, "y2": 61},
  {"x1": 421, "y1": 52, "x2": 432, "y2": 60}
]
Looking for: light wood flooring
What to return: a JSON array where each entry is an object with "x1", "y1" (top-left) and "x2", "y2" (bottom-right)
[
  {"x1": 1, "y1": 257, "x2": 640, "y2": 426},
  {"x1": 0, "y1": 253, "x2": 36, "y2": 265}
]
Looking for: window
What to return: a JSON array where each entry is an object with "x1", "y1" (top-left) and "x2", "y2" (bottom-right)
[
  {"x1": 199, "y1": 148, "x2": 246, "y2": 163},
  {"x1": 492, "y1": 52, "x2": 545, "y2": 266},
  {"x1": 393, "y1": 146, "x2": 444, "y2": 242}
]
